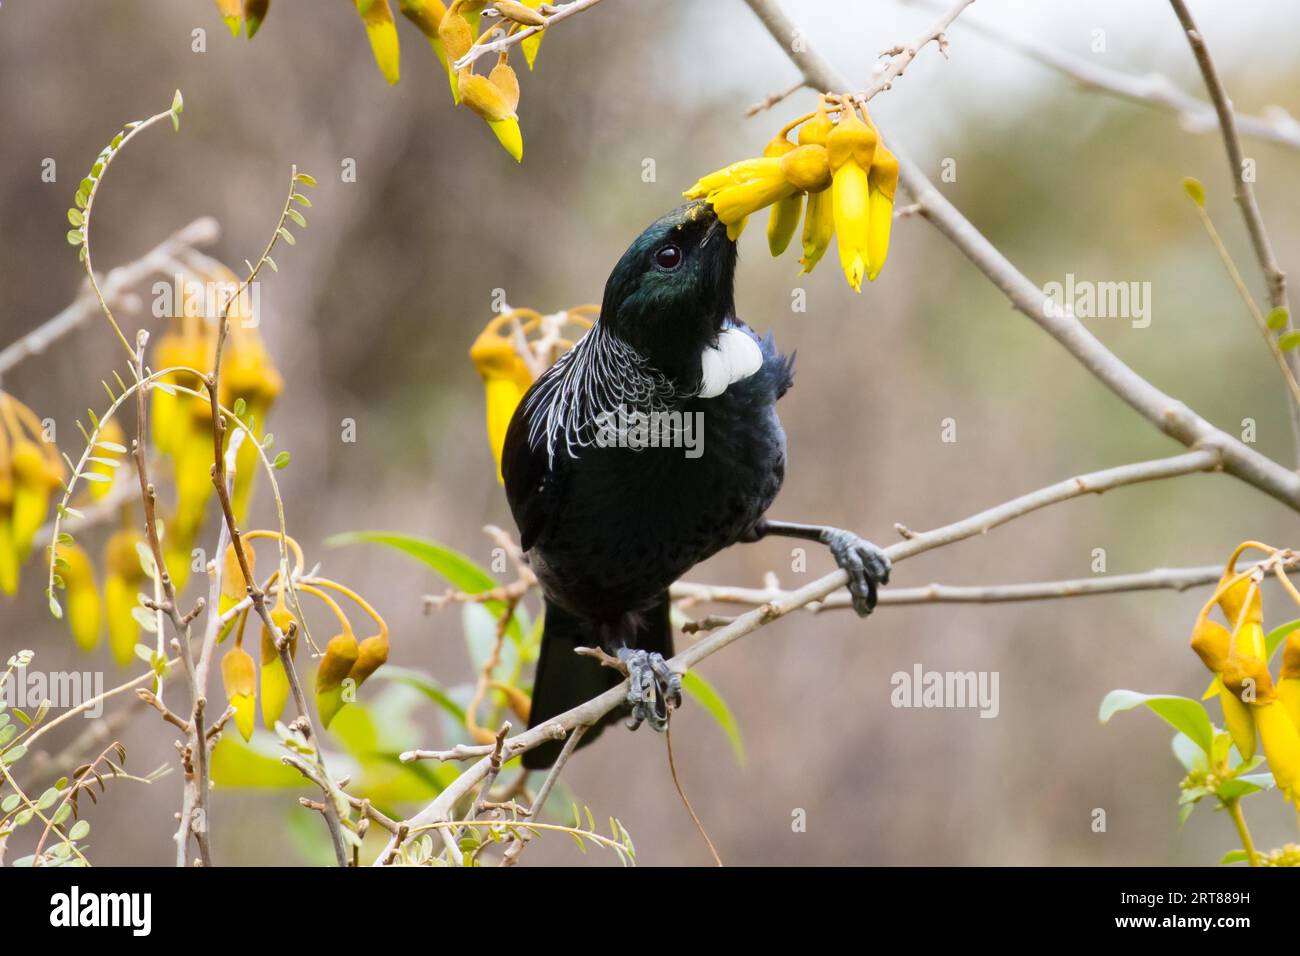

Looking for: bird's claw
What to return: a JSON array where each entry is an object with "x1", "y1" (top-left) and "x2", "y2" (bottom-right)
[
  {"x1": 617, "y1": 647, "x2": 682, "y2": 732},
  {"x1": 822, "y1": 528, "x2": 891, "y2": 617}
]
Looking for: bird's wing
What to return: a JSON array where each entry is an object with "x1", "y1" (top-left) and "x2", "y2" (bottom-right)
[{"x1": 501, "y1": 382, "x2": 565, "y2": 553}]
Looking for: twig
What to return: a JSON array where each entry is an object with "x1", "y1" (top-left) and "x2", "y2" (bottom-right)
[
  {"x1": 1168, "y1": 0, "x2": 1300, "y2": 456},
  {"x1": 947, "y1": 10, "x2": 1300, "y2": 151},
  {"x1": 674, "y1": 557, "x2": 1291, "y2": 615},
  {"x1": 741, "y1": 0, "x2": 1300, "y2": 514},
  {"x1": 453, "y1": 0, "x2": 608, "y2": 71},
  {"x1": 860, "y1": 0, "x2": 977, "y2": 101}
]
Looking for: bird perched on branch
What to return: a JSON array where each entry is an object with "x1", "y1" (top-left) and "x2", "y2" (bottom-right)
[{"x1": 503, "y1": 201, "x2": 889, "y2": 768}]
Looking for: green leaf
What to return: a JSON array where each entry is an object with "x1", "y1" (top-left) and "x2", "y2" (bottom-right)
[
  {"x1": 1266, "y1": 619, "x2": 1300, "y2": 663},
  {"x1": 232, "y1": 397, "x2": 247, "y2": 418},
  {"x1": 1220, "y1": 848, "x2": 1250, "y2": 865},
  {"x1": 68, "y1": 820, "x2": 90, "y2": 841},
  {"x1": 66, "y1": 229, "x2": 83, "y2": 246},
  {"x1": 1171, "y1": 731, "x2": 1207, "y2": 772},
  {"x1": 276, "y1": 227, "x2": 296, "y2": 246},
  {"x1": 291, "y1": 193, "x2": 312, "y2": 207},
  {"x1": 1266, "y1": 306, "x2": 1290, "y2": 331},
  {"x1": 1, "y1": 744, "x2": 28, "y2": 765},
  {"x1": 1279, "y1": 331, "x2": 1300, "y2": 351},
  {"x1": 295, "y1": 172, "x2": 318, "y2": 187},
  {"x1": 377, "y1": 666, "x2": 467, "y2": 724},
  {"x1": 67, "y1": 208, "x2": 84, "y2": 227},
  {"x1": 681, "y1": 670, "x2": 745, "y2": 766},
  {"x1": 209, "y1": 735, "x2": 308, "y2": 789},
  {"x1": 272, "y1": 451, "x2": 291, "y2": 470},
  {"x1": 327, "y1": 531, "x2": 523, "y2": 642},
  {"x1": 1182, "y1": 177, "x2": 1206, "y2": 206},
  {"x1": 171, "y1": 89, "x2": 184, "y2": 114},
  {"x1": 285, "y1": 208, "x2": 307, "y2": 228},
  {"x1": 1099, "y1": 690, "x2": 1215, "y2": 757}
]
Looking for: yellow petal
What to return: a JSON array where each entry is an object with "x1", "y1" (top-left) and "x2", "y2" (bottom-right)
[
  {"x1": 780, "y1": 144, "x2": 831, "y2": 193},
  {"x1": 799, "y1": 188, "x2": 833, "y2": 274},
  {"x1": 104, "y1": 573, "x2": 140, "y2": 667},
  {"x1": 865, "y1": 186, "x2": 893, "y2": 282},
  {"x1": 347, "y1": 632, "x2": 390, "y2": 687},
  {"x1": 461, "y1": 71, "x2": 515, "y2": 121},
  {"x1": 521, "y1": 0, "x2": 545, "y2": 68},
  {"x1": 1256, "y1": 700, "x2": 1300, "y2": 801},
  {"x1": 487, "y1": 116, "x2": 523, "y2": 163},
  {"x1": 0, "y1": 519, "x2": 16, "y2": 595},
  {"x1": 711, "y1": 174, "x2": 795, "y2": 227},
  {"x1": 356, "y1": 0, "x2": 401, "y2": 84},
  {"x1": 767, "y1": 193, "x2": 803, "y2": 257},
  {"x1": 316, "y1": 632, "x2": 359, "y2": 694},
  {"x1": 485, "y1": 378, "x2": 523, "y2": 483},
  {"x1": 1279, "y1": 679, "x2": 1300, "y2": 733},
  {"x1": 213, "y1": 0, "x2": 242, "y2": 35},
  {"x1": 232, "y1": 693, "x2": 256, "y2": 741},
  {"x1": 260, "y1": 655, "x2": 291, "y2": 727},
  {"x1": 1219, "y1": 682, "x2": 1257, "y2": 761},
  {"x1": 832, "y1": 161, "x2": 870, "y2": 292},
  {"x1": 684, "y1": 158, "x2": 778, "y2": 201},
  {"x1": 725, "y1": 216, "x2": 748, "y2": 241}
]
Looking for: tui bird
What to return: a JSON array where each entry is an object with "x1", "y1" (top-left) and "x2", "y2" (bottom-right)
[{"x1": 502, "y1": 201, "x2": 890, "y2": 768}]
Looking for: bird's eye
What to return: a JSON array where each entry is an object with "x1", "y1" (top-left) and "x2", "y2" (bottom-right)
[{"x1": 654, "y1": 243, "x2": 682, "y2": 270}]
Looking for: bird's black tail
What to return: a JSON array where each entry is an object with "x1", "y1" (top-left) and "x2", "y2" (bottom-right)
[{"x1": 523, "y1": 593, "x2": 674, "y2": 770}]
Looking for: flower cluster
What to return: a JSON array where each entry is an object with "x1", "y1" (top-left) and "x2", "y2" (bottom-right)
[
  {"x1": 469, "y1": 304, "x2": 596, "y2": 479},
  {"x1": 0, "y1": 392, "x2": 63, "y2": 596},
  {"x1": 684, "y1": 95, "x2": 899, "y2": 292},
  {"x1": 214, "y1": 534, "x2": 391, "y2": 738},
  {"x1": 1191, "y1": 542, "x2": 1300, "y2": 802},
  {"x1": 215, "y1": 0, "x2": 548, "y2": 162},
  {"x1": 152, "y1": 265, "x2": 281, "y2": 590}
]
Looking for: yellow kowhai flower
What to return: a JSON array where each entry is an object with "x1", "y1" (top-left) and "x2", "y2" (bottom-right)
[
  {"x1": 1280, "y1": 632, "x2": 1300, "y2": 732},
  {"x1": 685, "y1": 97, "x2": 897, "y2": 288},
  {"x1": 0, "y1": 391, "x2": 64, "y2": 594},
  {"x1": 354, "y1": 0, "x2": 401, "y2": 86},
  {"x1": 469, "y1": 306, "x2": 595, "y2": 481},
  {"x1": 315, "y1": 629, "x2": 359, "y2": 729},
  {"x1": 259, "y1": 603, "x2": 297, "y2": 728},
  {"x1": 827, "y1": 110, "x2": 878, "y2": 293},
  {"x1": 104, "y1": 527, "x2": 145, "y2": 666},
  {"x1": 58, "y1": 542, "x2": 102, "y2": 653},
  {"x1": 222, "y1": 641, "x2": 258, "y2": 742}
]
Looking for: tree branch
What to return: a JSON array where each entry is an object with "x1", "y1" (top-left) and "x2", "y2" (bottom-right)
[
  {"x1": 1168, "y1": 0, "x2": 1300, "y2": 453},
  {"x1": 740, "y1": 0, "x2": 1300, "y2": 513},
  {"x1": 453, "y1": 0, "x2": 608, "y2": 72},
  {"x1": 0, "y1": 217, "x2": 219, "y2": 382}
]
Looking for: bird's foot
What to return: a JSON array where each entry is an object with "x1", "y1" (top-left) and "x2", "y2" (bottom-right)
[
  {"x1": 821, "y1": 528, "x2": 891, "y2": 617},
  {"x1": 617, "y1": 647, "x2": 682, "y2": 732}
]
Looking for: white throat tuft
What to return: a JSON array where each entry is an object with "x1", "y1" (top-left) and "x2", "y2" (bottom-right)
[{"x1": 698, "y1": 328, "x2": 763, "y2": 399}]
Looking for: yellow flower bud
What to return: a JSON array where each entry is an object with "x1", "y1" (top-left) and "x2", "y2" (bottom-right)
[
  {"x1": 1216, "y1": 567, "x2": 1261, "y2": 629},
  {"x1": 1189, "y1": 617, "x2": 1231, "y2": 673},
  {"x1": 397, "y1": 0, "x2": 449, "y2": 38},
  {"x1": 260, "y1": 606, "x2": 297, "y2": 727},
  {"x1": 354, "y1": 0, "x2": 401, "y2": 85},
  {"x1": 220, "y1": 543, "x2": 252, "y2": 604},
  {"x1": 1218, "y1": 681, "x2": 1256, "y2": 761},
  {"x1": 866, "y1": 144, "x2": 899, "y2": 283},
  {"x1": 488, "y1": 56, "x2": 521, "y2": 113},
  {"x1": 316, "y1": 632, "x2": 359, "y2": 694},
  {"x1": 494, "y1": 0, "x2": 545, "y2": 26},
  {"x1": 104, "y1": 529, "x2": 145, "y2": 666},
  {"x1": 59, "y1": 543, "x2": 101, "y2": 653},
  {"x1": 11, "y1": 440, "x2": 60, "y2": 562},
  {"x1": 799, "y1": 189, "x2": 833, "y2": 274},
  {"x1": 438, "y1": 7, "x2": 474, "y2": 66},
  {"x1": 222, "y1": 646, "x2": 257, "y2": 741},
  {"x1": 797, "y1": 108, "x2": 834, "y2": 148},
  {"x1": 460, "y1": 71, "x2": 517, "y2": 121},
  {"x1": 347, "y1": 631, "x2": 390, "y2": 687},
  {"x1": 780, "y1": 144, "x2": 832, "y2": 193}
]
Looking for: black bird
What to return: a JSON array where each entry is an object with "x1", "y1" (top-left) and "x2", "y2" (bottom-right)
[{"x1": 503, "y1": 201, "x2": 890, "y2": 768}]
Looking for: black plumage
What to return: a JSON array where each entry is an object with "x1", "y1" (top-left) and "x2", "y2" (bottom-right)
[{"x1": 503, "y1": 202, "x2": 887, "y2": 768}]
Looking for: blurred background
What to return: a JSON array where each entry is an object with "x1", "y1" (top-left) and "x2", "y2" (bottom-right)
[{"x1": 2, "y1": 0, "x2": 1299, "y2": 866}]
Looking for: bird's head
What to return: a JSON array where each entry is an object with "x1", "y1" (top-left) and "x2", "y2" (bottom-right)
[{"x1": 598, "y1": 201, "x2": 738, "y2": 378}]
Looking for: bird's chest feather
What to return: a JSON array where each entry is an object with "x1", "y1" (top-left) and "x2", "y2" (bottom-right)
[{"x1": 529, "y1": 375, "x2": 786, "y2": 618}]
